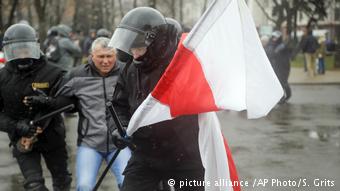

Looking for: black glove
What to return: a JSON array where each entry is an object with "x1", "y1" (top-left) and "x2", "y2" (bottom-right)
[
  {"x1": 24, "y1": 95, "x2": 53, "y2": 108},
  {"x1": 15, "y1": 120, "x2": 37, "y2": 137},
  {"x1": 111, "y1": 129, "x2": 130, "y2": 150}
]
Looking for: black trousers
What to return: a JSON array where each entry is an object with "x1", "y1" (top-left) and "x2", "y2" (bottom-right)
[
  {"x1": 13, "y1": 145, "x2": 72, "y2": 191},
  {"x1": 121, "y1": 152, "x2": 205, "y2": 191}
]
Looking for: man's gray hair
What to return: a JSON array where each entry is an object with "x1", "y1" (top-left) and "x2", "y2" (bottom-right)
[{"x1": 90, "y1": 37, "x2": 114, "y2": 53}]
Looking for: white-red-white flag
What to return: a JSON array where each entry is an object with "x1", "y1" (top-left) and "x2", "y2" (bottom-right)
[{"x1": 127, "y1": 0, "x2": 283, "y2": 190}]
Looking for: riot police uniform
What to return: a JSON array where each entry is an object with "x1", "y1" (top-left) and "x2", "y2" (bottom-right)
[
  {"x1": 0, "y1": 24, "x2": 71, "y2": 191},
  {"x1": 110, "y1": 7, "x2": 204, "y2": 191}
]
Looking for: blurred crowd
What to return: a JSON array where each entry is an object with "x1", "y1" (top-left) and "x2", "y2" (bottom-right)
[{"x1": 260, "y1": 26, "x2": 338, "y2": 104}]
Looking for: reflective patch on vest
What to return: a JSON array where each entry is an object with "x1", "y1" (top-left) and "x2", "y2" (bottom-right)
[{"x1": 32, "y1": 82, "x2": 49, "y2": 89}]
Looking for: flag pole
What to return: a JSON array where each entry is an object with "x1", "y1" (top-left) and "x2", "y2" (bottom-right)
[{"x1": 92, "y1": 102, "x2": 126, "y2": 191}]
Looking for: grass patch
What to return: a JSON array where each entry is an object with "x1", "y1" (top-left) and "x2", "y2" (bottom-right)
[{"x1": 291, "y1": 53, "x2": 335, "y2": 70}]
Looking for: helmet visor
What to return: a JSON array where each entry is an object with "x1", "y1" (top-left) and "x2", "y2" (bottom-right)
[
  {"x1": 109, "y1": 27, "x2": 146, "y2": 55},
  {"x1": 3, "y1": 42, "x2": 40, "y2": 61}
]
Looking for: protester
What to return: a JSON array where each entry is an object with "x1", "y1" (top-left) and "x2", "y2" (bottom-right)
[
  {"x1": 109, "y1": 7, "x2": 204, "y2": 191},
  {"x1": 265, "y1": 31, "x2": 291, "y2": 103},
  {"x1": 82, "y1": 29, "x2": 96, "y2": 57},
  {"x1": 47, "y1": 24, "x2": 82, "y2": 71},
  {"x1": 0, "y1": 23, "x2": 72, "y2": 191},
  {"x1": 317, "y1": 36, "x2": 326, "y2": 74},
  {"x1": 295, "y1": 27, "x2": 319, "y2": 77},
  {"x1": 27, "y1": 37, "x2": 131, "y2": 191},
  {"x1": 43, "y1": 25, "x2": 59, "y2": 52}
]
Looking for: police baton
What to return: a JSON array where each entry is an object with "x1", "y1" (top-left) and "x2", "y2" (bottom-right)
[
  {"x1": 93, "y1": 102, "x2": 127, "y2": 191},
  {"x1": 17, "y1": 104, "x2": 75, "y2": 153},
  {"x1": 31, "y1": 104, "x2": 75, "y2": 126}
]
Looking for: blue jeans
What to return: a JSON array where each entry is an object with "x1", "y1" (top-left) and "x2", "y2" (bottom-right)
[
  {"x1": 76, "y1": 146, "x2": 131, "y2": 191},
  {"x1": 318, "y1": 58, "x2": 325, "y2": 74}
]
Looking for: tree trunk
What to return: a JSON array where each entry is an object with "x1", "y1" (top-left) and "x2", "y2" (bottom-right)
[
  {"x1": 34, "y1": 0, "x2": 48, "y2": 45},
  {"x1": 0, "y1": 0, "x2": 3, "y2": 29},
  {"x1": 149, "y1": 0, "x2": 156, "y2": 8},
  {"x1": 293, "y1": 4, "x2": 298, "y2": 42},
  {"x1": 55, "y1": 0, "x2": 63, "y2": 25},
  {"x1": 96, "y1": 0, "x2": 103, "y2": 28},
  {"x1": 202, "y1": 0, "x2": 208, "y2": 15},
  {"x1": 179, "y1": 0, "x2": 183, "y2": 23},
  {"x1": 171, "y1": 0, "x2": 175, "y2": 18},
  {"x1": 118, "y1": 0, "x2": 124, "y2": 18},
  {"x1": 6, "y1": 0, "x2": 19, "y2": 28},
  {"x1": 102, "y1": 0, "x2": 110, "y2": 28},
  {"x1": 27, "y1": 0, "x2": 33, "y2": 25},
  {"x1": 133, "y1": 0, "x2": 137, "y2": 8},
  {"x1": 285, "y1": 2, "x2": 292, "y2": 38},
  {"x1": 111, "y1": 0, "x2": 115, "y2": 28}
]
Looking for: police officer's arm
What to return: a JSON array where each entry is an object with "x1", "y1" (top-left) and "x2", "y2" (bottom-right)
[
  {"x1": 0, "y1": 95, "x2": 36, "y2": 138},
  {"x1": 111, "y1": 71, "x2": 131, "y2": 129},
  {"x1": 49, "y1": 71, "x2": 77, "y2": 109},
  {"x1": 24, "y1": 71, "x2": 76, "y2": 111}
]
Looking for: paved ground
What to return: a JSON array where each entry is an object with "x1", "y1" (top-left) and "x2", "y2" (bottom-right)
[
  {"x1": 221, "y1": 84, "x2": 340, "y2": 191},
  {"x1": 289, "y1": 68, "x2": 340, "y2": 84}
]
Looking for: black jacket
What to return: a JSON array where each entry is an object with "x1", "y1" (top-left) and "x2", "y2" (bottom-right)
[
  {"x1": 112, "y1": 49, "x2": 202, "y2": 163},
  {"x1": 266, "y1": 38, "x2": 291, "y2": 83},
  {"x1": 0, "y1": 57, "x2": 67, "y2": 149}
]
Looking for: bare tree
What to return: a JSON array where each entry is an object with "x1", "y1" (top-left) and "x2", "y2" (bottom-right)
[
  {"x1": 118, "y1": 0, "x2": 124, "y2": 18},
  {"x1": 0, "y1": 0, "x2": 3, "y2": 29},
  {"x1": 111, "y1": 0, "x2": 116, "y2": 28},
  {"x1": 179, "y1": 0, "x2": 183, "y2": 23},
  {"x1": 27, "y1": 0, "x2": 33, "y2": 25},
  {"x1": 55, "y1": 0, "x2": 65, "y2": 24},
  {"x1": 34, "y1": 0, "x2": 48, "y2": 44},
  {"x1": 255, "y1": 0, "x2": 328, "y2": 41},
  {"x1": 149, "y1": 0, "x2": 156, "y2": 8},
  {"x1": 4, "y1": 0, "x2": 19, "y2": 28},
  {"x1": 202, "y1": 0, "x2": 208, "y2": 14},
  {"x1": 171, "y1": 0, "x2": 176, "y2": 18}
]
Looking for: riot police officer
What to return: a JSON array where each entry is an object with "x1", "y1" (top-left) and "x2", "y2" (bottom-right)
[
  {"x1": 96, "y1": 28, "x2": 111, "y2": 38},
  {"x1": 110, "y1": 7, "x2": 204, "y2": 191},
  {"x1": 0, "y1": 23, "x2": 72, "y2": 191}
]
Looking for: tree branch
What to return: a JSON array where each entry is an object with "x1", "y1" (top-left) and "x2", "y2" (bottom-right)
[
  {"x1": 6, "y1": 0, "x2": 19, "y2": 28},
  {"x1": 254, "y1": 0, "x2": 276, "y2": 23}
]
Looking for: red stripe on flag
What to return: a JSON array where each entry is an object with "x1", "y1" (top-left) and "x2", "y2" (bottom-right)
[
  {"x1": 223, "y1": 136, "x2": 241, "y2": 191},
  {"x1": 152, "y1": 35, "x2": 218, "y2": 117}
]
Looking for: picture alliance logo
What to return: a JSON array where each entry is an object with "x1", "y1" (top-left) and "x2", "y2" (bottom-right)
[
  {"x1": 174, "y1": 179, "x2": 249, "y2": 188},
  {"x1": 253, "y1": 178, "x2": 336, "y2": 188}
]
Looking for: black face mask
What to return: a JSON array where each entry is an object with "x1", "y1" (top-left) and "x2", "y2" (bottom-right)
[
  {"x1": 133, "y1": 52, "x2": 157, "y2": 72},
  {"x1": 116, "y1": 49, "x2": 133, "y2": 64},
  {"x1": 14, "y1": 58, "x2": 35, "y2": 71},
  {"x1": 132, "y1": 24, "x2": 178, "y2": 72}
]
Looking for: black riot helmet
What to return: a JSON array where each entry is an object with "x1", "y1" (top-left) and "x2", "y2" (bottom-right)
[
  {"x1": 96, "y1": 28, "x2": 111, "y2": 38},
  {"x1": 109, "y1": 7, "x2": 178, "y2": 70},
  {"x1": 47, "y1": 26, "x2": 59, "y2": 37},
  {"x1": 165, "y1": 17, "x2": 183, "y2": 39},
  {"x1": 109, "y1": 7, "x2": 167, "y2": 55},
  {"x1": 2, "y1": 23, "x2": 40, "y2": 62}
]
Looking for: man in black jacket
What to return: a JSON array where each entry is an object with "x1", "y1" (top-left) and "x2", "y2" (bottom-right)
[
  {"x1": 0, "y1": 23, "x2": 71, "y2": 191},
  {"x1": 110, "y1": 7, "x2": 204, "y2": 191},
  {"x1": 265, "y1": 31, "x2": 291, "y2": 103}
]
